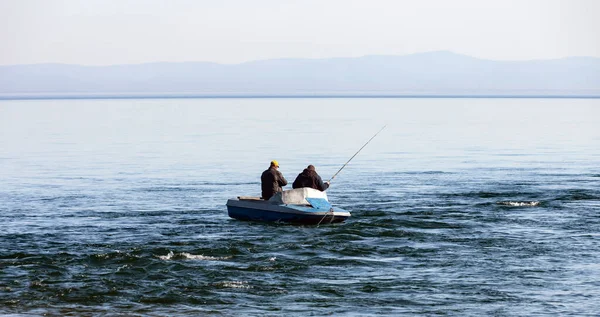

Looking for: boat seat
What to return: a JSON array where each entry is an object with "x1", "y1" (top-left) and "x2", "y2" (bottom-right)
[{"x1": 268, "y1": 188, "x2": 328, "y2": 205}]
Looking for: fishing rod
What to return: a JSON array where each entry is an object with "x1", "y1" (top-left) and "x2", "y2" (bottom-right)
[
  {"x1": 328, "y1": 125, "x2": 386, "y2": 183},
  {"x1": 317, "y1": 125, "x2": 386, "y2": 227}
]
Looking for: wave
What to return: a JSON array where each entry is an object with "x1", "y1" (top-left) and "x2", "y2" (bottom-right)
[
  {"x1": 139, "y1": 181, "x2": 258, "y2": 192},
  {"x1": 157, "y1": 251, "x2": 232, "y2": 261},
  {"x1": 87, "y1": 251, "x2": 144, "y2": 266},
  {"x1": 212, "y1": 281, "x2": 252, "y2": 289},
  {"x1": 392, "y1": 170, "x2": 448, "y2": 175},
  {"x1": 496, "y1": 201, "x2": 540, "y2": 207},
  {"x1": 556, "y1": 189, "x2": 599, "y2": 201},
  {"x1": 440, "y1": 191, "x2": 541, "y2": 199},
  {"x1": 141, "y1": 187, "x2": 201, "y2": 192},
  {"x1": 37, "y1": 194, "x2": 89, "y2": 202}
]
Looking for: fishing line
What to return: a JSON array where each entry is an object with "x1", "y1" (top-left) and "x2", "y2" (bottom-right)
[{"x1": 318, "y1": 125, "x2": 386, "y2": 227}]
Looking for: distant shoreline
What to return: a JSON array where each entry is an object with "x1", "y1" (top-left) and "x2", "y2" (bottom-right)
[
  {"x1": 1, "y1": 94, "x2": 599, "y2": 100},
  {"x1": 3, "y1": 53, "x2": 599, "y2": 99}
]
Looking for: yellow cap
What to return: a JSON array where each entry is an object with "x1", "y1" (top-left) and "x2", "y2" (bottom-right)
[{"x1": 271, "y1": 160, "x2": 279, "y2": 167}]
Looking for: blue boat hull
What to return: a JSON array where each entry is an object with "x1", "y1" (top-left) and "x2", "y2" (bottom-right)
[{"x1": 226, "y1": 198, "x2": 350, "y2": 225}]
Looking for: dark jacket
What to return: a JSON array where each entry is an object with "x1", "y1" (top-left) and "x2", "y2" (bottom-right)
[
  {"x1": 261, "y1": 167, "x2": 288, "y2": 200},
  {"x1": 292, "y1": 169, "x2": 329, "y2": 191}
]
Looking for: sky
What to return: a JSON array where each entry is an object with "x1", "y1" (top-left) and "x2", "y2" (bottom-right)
[{"x1": 0, "y1": 0, "x2": 599, "y2": 66}]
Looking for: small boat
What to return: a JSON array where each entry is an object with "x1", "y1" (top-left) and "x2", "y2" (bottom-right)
[{"x1": 226, "y1": 188, "x2": 350, "y2": 224}]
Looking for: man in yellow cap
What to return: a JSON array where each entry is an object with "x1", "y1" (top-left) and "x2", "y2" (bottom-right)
[{"x1": 261, "y1": 160, "x2": 288, "y2": 200}]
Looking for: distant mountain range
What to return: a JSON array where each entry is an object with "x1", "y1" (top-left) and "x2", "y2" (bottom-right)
[{"x1": 1, "y1": 51, "x2": 599, "y2": 98}]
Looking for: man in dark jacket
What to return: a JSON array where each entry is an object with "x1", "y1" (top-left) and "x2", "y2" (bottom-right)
[
  {"x1": 292, "y1": 165, "x2": 330, "y2": 191},
  {"x1": 261, "y1": 160, "x2": 288, "y2": 200}
]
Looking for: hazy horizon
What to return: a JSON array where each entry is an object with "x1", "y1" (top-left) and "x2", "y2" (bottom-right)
[
  {"x1": 2, "y1": 50, "x2": 600, "y2": 67},
  {"x1": 2, "y1": 51, "x2": 599, "y2": 97}
]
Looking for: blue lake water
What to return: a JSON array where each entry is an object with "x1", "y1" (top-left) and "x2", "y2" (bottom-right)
[{"x1": 1, "y1": 98, "x2": 599, "y2": 316}]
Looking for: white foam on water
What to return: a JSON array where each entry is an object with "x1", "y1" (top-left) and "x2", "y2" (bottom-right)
[
  {"x1": 497, "y1": 201, "x2": 540, "y2": 207},
  {"x1": 213, "y1": 281, "x2": 252, "y2": 289},
  {"x1": 116, "y1": 264, "x2": 130, "y2": 272},
  {"x1": 180, "y1": 252, "x2": 232, "y2": 261},
  {"x1": 157, "y1": 251, "x2": 231, "y2": 261},
  {"x1": 157, "y1": 251, "x2": 175, "y2": 260}
]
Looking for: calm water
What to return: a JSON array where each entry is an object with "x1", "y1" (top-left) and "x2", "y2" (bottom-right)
[{"x1": 1, "y1": 98, "x2": 599, "y2": 316}]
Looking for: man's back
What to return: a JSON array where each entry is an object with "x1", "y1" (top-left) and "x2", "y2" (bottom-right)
[
  {"x1": 292, "y1": 167, "x2": 329, "y2": 191},
  {"x1": 261, "y1": 166, "x2": 287, "y2": 200}
]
